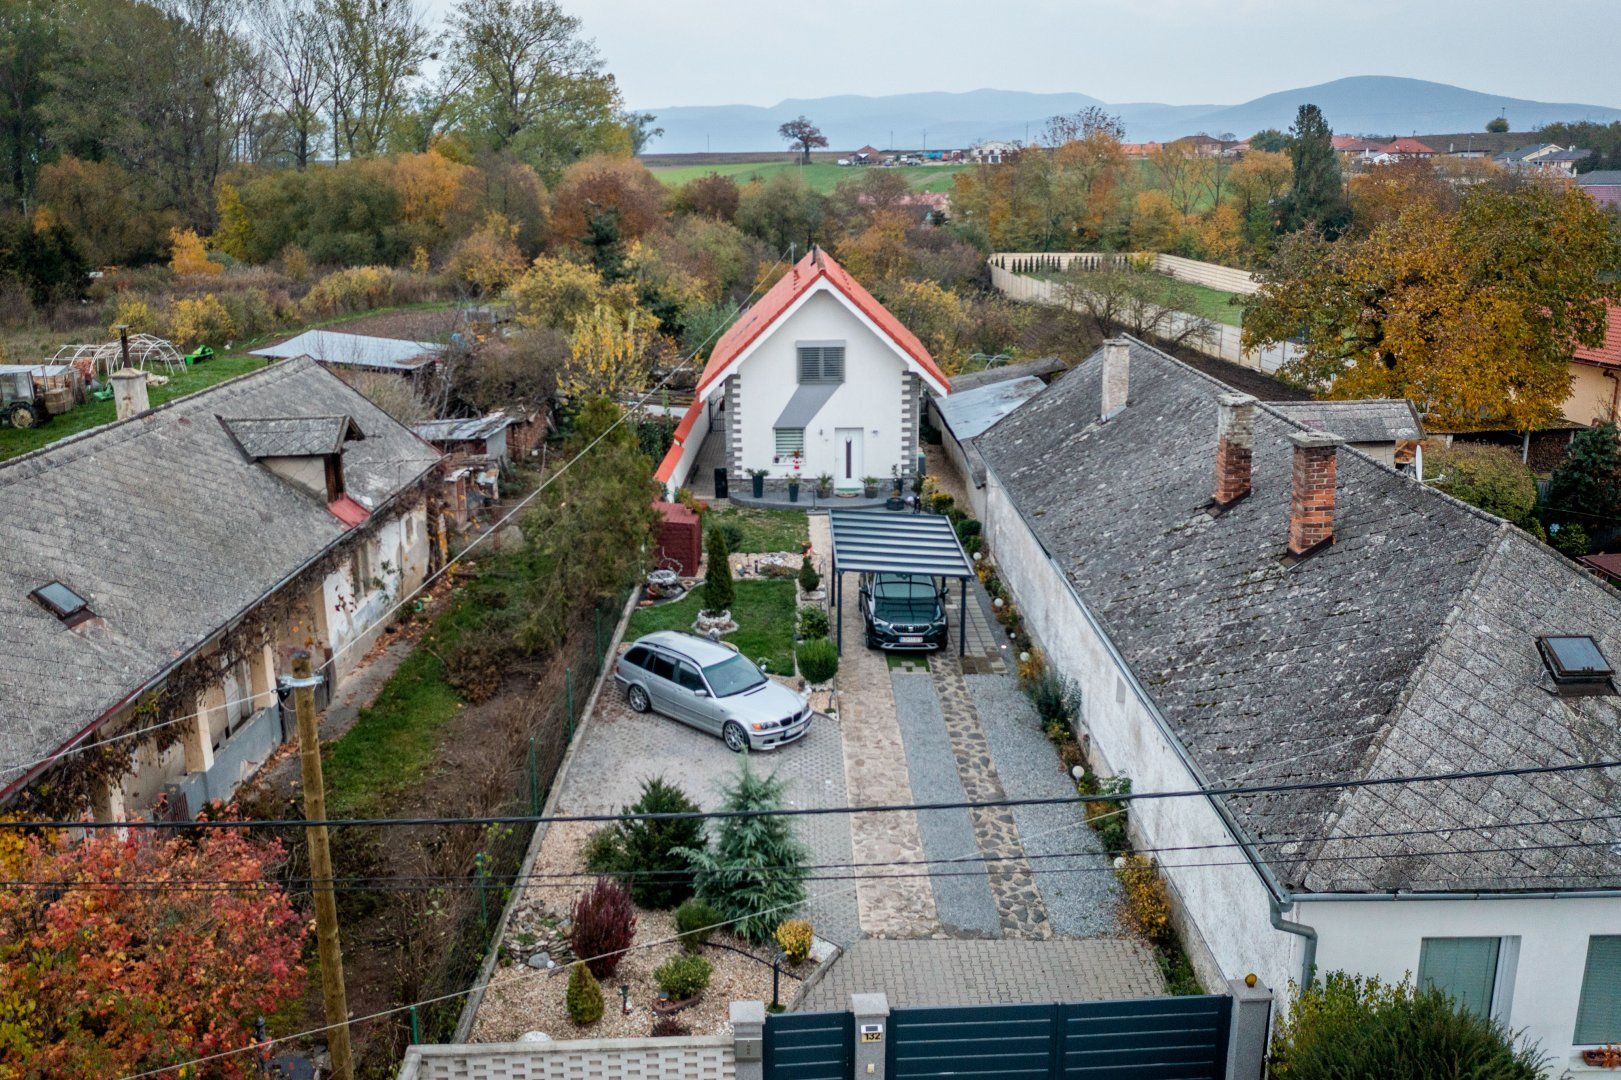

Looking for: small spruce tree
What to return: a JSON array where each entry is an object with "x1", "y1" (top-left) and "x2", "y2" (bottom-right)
[
  {"x1": 797, "y1": 554, "x2": 820, "y2": 593},
  {"x1": 678, "y1": 757, "x2": 810, "y2": 943},
  {"x1": 609, "y1": 777, "x2": 705, "y2": 908},
  {"x1": 1547, "y1": 422, "x2": 1621, "y2": 522},
  {"x1": 703, "y1": 527, "x2": 734, "y2": 615},
  {"x1": 566, "y1": 962, "x2": 604, "y2": 1025}
]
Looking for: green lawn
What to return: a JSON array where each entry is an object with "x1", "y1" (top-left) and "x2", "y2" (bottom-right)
[
  {"x1": 0, "y1": 355, "x2": 269, "y2": 461},
  {"x1": 1028, "y1": 267, "x2": 1244, "y2": 327},
  {"x1": 627, "y1": 579, "x2": 797, "y2": 675},
  {"x1": 322, "y1": 649, "x2": 464, "y2": 818},
  {"x1": 649, "y1": 160, "x2": 966, "y2": 195},
  {"x1": 704, "y1": 506, "x2": 809, "y2": 554}
]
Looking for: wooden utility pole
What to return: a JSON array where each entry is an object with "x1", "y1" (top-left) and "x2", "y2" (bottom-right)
[{"x1": 290, "y1": 650, "x2": 354, "y2": 1080}]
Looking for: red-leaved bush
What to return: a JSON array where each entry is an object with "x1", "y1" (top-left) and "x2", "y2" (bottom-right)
[
  {"x1": 570, "y1": 877, "x2": 638, "y2": 978},
  {"x1": 0, "y1": 822, "x2": 307, "y2": 1078}
]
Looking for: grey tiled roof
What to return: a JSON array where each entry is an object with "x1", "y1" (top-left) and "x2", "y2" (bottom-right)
[
  {"x1": 977, "y1": 337, "x2": 1621, "y2": 894},
  {"x1": 1577, "y1": 171, "x2": 1621, "y2": 186},
  {"x1": 1267, "y1": 399, "x2": 1424, "y2": 444},
  {"x1": 0, "y1": 357, "x2": 441, "y2": 791},
  {"x1": 223, "y1": 415, "x2": 359, "y2": 459}
]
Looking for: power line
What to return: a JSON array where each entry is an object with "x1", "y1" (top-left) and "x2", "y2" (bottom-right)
[
  {"x1": 0, "y1": 249, "x2": 791, "y2": 788},
  {"x1": 12, "y1": 754, "x2": 1620, "y2": 832},
  {"x1": 9, "y1": 808, "x2": 1615, "y2": 894}
]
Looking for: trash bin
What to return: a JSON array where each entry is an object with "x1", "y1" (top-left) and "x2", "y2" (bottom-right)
[{"x1": 713, "y1": 467, "x2": 728, "y2": 500}]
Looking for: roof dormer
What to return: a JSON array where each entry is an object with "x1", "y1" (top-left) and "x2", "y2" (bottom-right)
[{"x1": 219, "y1": 415, "x2": 366, "y2": 508}]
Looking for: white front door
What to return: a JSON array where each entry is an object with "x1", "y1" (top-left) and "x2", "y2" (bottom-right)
[{"x1": 836, "y1": 428, "x2": 864, "y2": 484}]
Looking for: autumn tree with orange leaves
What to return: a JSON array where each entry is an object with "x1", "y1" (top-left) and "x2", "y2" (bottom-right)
[
  {"x1": 1244, "y1": 180, "x2": 1620, "y2": 432},
  {"x1": 0, "y1": 825, "x2": 306, "y2": 1079}
]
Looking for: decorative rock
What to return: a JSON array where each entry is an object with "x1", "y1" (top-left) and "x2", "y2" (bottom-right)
[
  {"x1": 518, "y1": 1031, "x2": 552, "y2": 1043},
  {"x1": 526, "y1": 952, "x2": 553, "y2": 969}
]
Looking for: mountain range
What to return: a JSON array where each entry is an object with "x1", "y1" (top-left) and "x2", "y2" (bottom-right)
[{"x1": 643, "y1": 77, "x2": 1621, "y2": 153}]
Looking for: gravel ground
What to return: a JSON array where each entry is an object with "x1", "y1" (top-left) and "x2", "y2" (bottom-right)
[
  {"x1": 890, "y1": 672, "x2": 1001, "y2": 936},
  {"x1": 966, "y1": 674, "x2": 1121, "y2": 937}
]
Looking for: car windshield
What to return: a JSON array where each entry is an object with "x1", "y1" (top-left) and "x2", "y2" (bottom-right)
[
  {"x1": 871, "y1": 574, "x2": 940, "y2": 621},
  {"x1": 703, "y1": 653, "x2": 767, "y2": 696}
]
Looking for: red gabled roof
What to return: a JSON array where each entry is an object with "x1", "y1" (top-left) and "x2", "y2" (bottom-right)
[
  {"x1": 654, "y1": 397, "x2": 705, "y2": 484},
  {"x1": 1381, "y1": 138, "x2": 1435, "y2": 155},
  {"x1": 694, "y1": 247, "x2": 949, "y2": 397},
  {"x1": 1574, "y1": 302, "x2": 1621, "y2": 369}
]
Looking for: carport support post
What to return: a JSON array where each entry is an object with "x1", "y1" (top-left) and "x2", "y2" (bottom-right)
[
  {"x1": 1224, "y1": 977, "x2": 1274, "y2": 1080},
  {"x1": 958, "y1": 578, "x2": 966, "y2": 657},
  {"x1": 851, "y1": 992, "x2": 889, "y2": 1079},
  {"x1": 834, "y1": 553, "x2": 843, "y2": 655},
  {"x1": 731, "y1": 1000, "x2": 765, "y2": 1080}
]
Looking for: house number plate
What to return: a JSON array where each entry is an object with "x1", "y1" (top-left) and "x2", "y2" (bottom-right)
[{"x1": 860, "y1": 1024, "x2": 883, "y2": 1043}]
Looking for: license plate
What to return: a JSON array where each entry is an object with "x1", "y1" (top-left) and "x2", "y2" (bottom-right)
[{"x1": 900, "y1": 635, "x2": 923, "y2": 644}]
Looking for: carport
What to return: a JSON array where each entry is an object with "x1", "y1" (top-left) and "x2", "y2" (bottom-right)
[{"x1": 826, "y1": 509, "x2": 977, "y2": 656}]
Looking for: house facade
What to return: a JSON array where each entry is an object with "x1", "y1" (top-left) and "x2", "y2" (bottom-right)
[
  {"x1": 1563, "y1": 301, "x2": 1621, "y2": 427},
  {"x1": 976, "y1": 337, "x2": 1621, "y2": 1071},
  {"x1": 0, "y1": 357, "x2": 441, "y2": 821},
  {"x1": 657, "y1": 247, "x2": 949, "y2": 497}
]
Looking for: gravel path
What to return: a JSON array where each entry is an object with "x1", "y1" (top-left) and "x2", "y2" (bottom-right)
[
  {"x1": 966, "y1": 674, "x2": 1121, "y2": 937},
  {"x1": 890, "y1": 672, "x2": 1001, "y2": 936}
]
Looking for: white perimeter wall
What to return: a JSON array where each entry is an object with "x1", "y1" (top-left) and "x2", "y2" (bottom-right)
[
  {"x1": 732, "y1": 290, "x2": 912, "y2": 480},
  {"x1": 982, "y1": 467, "x2": 1299, "y2": 996},
  {"x1": 1312, "y1": 895, "x2": 1621, "y2": 1071},
  {"x1": 324, "y1": 504, "x2": 430, "y2": 682}
]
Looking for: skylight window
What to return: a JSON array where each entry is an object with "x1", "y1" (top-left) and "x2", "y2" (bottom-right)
[
  {"x1": 1538, "y1": 635, "x2": 1615, "y2": 696},
  {"x1": 30, "y1": 581, "x2": 92, "y2": 626}
]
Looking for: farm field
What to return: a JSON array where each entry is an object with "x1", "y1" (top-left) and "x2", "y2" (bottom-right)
[{"x1": 648, "y1": 159, "x2": 967, "y2": 194}]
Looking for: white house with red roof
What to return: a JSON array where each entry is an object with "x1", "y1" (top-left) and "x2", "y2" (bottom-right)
[{"x1": 656, "y1": 247, "x2": 950, "y2": 497}]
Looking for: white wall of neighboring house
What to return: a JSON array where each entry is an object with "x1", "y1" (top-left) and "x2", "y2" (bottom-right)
[
  {"x1": 982, "y1": 466, "x2": 1301, "y2": 997},
  {"x1": 730, "y1": 289, "x2": 917, "y2": 482},
  {"x1": 1309, "y1": 896, "x2": 1621, "y2": 1071},
  {"x1": 323, "y1": 504, "x2": 430, "y2": 683}
]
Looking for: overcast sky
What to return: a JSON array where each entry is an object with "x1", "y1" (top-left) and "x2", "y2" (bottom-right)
[{"x1": 420, "y1": 0, "x2": 1621, "y2": 110}]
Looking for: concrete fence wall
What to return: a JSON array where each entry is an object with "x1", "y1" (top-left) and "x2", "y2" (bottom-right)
[
  {"x1": 398, "y1": 1036, "x2": 734, "y2": 1080},
  {"x1": 987, "y1": 252, "x2": 1259, "y2": 295},
  {"x1": 986, "y1": 258, "x2": 1299, "y2": 376}
]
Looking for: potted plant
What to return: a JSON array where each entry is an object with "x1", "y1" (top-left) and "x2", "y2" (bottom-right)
[
  {"x1": 816, "y1": 472, "x2": 833, "y2": 498},
  {"x1": 749, "y1": 468, "x2": 767, "y2": 499},
  {"x1": 890, "y1": 465, "x2": 903, "y2": 495},
  {"x1": 862, "y1": 475, "x2": 879, "y2": 498},
  {"x1": 787, "y1": 455, "x2": 802, "y2": 502},
  {"x1": 1583, "y1": 1046, "x2": 1621, "y2": 1068}
]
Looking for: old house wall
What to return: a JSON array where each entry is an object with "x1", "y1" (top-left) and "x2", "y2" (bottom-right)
[{"x1": 982, "y1": 466, "x2": 1299, "y2": 997}]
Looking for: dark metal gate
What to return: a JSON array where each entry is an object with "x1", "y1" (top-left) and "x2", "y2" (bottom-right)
[
  {"x1": 884, "y1": 996, "x2": 1231, "y2": 1080},
  {"x1": 764, "y1": 1010, "x2": 854, "y2": 1080}
]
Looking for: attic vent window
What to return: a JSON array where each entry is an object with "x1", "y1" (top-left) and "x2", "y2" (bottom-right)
[
  {"x1": 1538, "y1": 635, "x2": 1615, "y2": 696},
  {"x1": 31, "y1": 581, "x2": 92, "y2": 626}
]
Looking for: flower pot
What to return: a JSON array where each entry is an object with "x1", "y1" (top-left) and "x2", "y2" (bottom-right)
[
  {"x1": 787, "y1": 481, "x2": 800, "y2": 503},
  {"x1": 863, "y1": 485, "x2": 877, "y2": 498},
  {"x1": 652, "y1": 995, "x2": 700, "y2": 1016},
  {"x1": 1583, "y1": 1048, "x2": 1621, "y2": 1068},
  {"x1": 751, "y1": 475, "x2": 764, "y2": 498}
]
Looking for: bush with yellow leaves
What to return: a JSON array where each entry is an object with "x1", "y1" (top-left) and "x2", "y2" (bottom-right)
[
  {"x1": 109, "y1": 295, "x2": 159, "y2": 336},
  {"x1": 446, "y1": 213, "x2": 527, "y2": 295},
  {"x1": 166, "y1": 294, "x2": 236, "y2": 349},
  {"x1": 507, "y1": 254, "x2": 614, "y2": 331},
  {"x1": 300, "y1": 265, "x2": 397, "y2": 318},
  {"x1": 1115, "y1": 853, "x2": 1172, "y2": 945},
  {"x1": 774, "y1": 918, "x2": 814, "y2": 964},
  {"x1": 561, "y1": 301, "x2": 658, "y2": 401},
  {"x1": 169, "y1": 227, "x2": 223, "y2": 276}
]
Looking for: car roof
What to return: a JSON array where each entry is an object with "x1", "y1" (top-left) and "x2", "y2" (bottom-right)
[{"x1": 634, "y1": 630, "x2": 742, "y2": 665}]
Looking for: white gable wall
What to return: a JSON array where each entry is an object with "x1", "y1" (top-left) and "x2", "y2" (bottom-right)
[{"x1": 732, "y1": 290, "x2": 912, "y2": 480}]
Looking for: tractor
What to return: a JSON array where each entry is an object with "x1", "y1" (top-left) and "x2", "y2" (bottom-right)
[{"x1": 0, "y1": 367, "x2": 46, "y2": 429}]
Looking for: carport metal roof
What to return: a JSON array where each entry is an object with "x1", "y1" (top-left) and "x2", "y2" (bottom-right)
[{"x1": 827, "y1": 510, "x2": 974, "y2": 578}]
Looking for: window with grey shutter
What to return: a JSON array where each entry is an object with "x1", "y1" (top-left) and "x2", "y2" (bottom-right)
[
  {"x1": 1577, "y1": 936, "x2": 1621, "y2": 1044},
  {"x1": 798, "y1": 344, "x2": 846, "y2": 384},
  {"x1": 1418, "y1": 937, "x2": 1500, "y2": 1019}
]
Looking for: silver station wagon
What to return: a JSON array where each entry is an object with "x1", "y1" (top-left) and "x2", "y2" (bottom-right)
[{"x1": 613, "y1": 631, "x2": 813, "y2": 752}]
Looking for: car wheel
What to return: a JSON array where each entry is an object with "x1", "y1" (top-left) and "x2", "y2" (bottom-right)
[
  {"x1": 627, "y1": 684, "x2": 651, "y2": 713},
  {"x1": 722, "y1": 721, "x2": 748, "y2": 753}
]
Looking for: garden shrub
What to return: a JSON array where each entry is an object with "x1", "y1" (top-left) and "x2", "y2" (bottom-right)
[
  {"x1": 218, "y1": 287, "x2": 281, "y2": 340},
  {"x1": 169, "y1": 227, "x2": 223, "y2": 276},
  {"x1": 565, "y1": 962, "x2": 604, "y2": 1025},
  {"x1": 569, "y1": 877, "x2": 638, "y2": 978},
  {"x1": 1085, "y1": 775, "x2": 1131, "y2": 853},
  {"x1": 1270, "y1": 971, "x2": 1545, "y2": 1079},
  {"x1": 797, "y1": 555, "x2": 820, "y2": 593},
  {"x1": 1548, "y1": 421, "x2": 1621, "y2": 522},
  {"x1": 1551, "y1": 521, "x2": 1591, "y2": 557},
  {"x1": 650, "y1": 1016, "x2": 691, "y2": 1037},
  {"x1": 679, "y1": 757, "x2": 810, "y2": 944},
  {"x1": 796, "y1": 637, "x2": 838, "y2": 683},
  {"x1": 653, "y1": 954, "x2": 713, "y2": 999},
  {"x1": 1427, "y1": 442, "x2": 1538, "y2": 528},
  {"x1": 710, "y1": 520, "x2": 745, "y2": 553},
  {"x1": 1115, "y1": 854, "x2": 1172, "y2": 944},
  {"x1": 928, "y1": 492, "x2": 955, "y2": 514},
  {"x1": 674, "y1": 898, "x2": 722, "y2": 953},
  {"x1": 774, "y1": 918, "x2": 814, "y2": 964},
  {"x1": 300, "y1": 265, "x2": 398, "y2": 318},
  {"x1": 166, "y1": 294, "x2": 236, "y2": 348},
  {"x1": 1025, "y1": 670, "x2": 1077, "y2": 725},
  {"x1": 954, "y1": 518, "x2": 981, "y2": 540},
  {"x1": 591, "y1": 777, "x2": 705, "y2": 908},
  {"x1": 797, "y1": 605, "x2": 830, "y2": 640},
  {"x1": 109, "y1": 295, "x2": 158, "y2": 336},
  {"x1": 702, "y1": 528, "x2": 734, "y2": 615}
]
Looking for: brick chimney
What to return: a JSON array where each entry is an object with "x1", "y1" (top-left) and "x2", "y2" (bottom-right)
[
  {"x1": 1212, "y1": 393, "x2": 1257, "y2": 508},
  {"x1": 109, "y1": 368, "x2": 149, "y2": 421},
  {"x1": 1100, "y1": 338, "x2": 1130, "y2": 420},
  {"x1": 1287, "y1": 430, "x2": 1345, "y2": 556}
]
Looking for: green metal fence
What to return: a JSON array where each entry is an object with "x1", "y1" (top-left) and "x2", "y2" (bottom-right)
[{"x1": 764, "y1": 1010, "x2": 854, "y2": 1080}]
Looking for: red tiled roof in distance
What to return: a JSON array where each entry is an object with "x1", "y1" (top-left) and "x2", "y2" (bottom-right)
[
  {"x1": 1381, "y1": 138, "x2": 1436, "y2": 155},
  {"x1": 694, "y1": 247, "x2": 949, "y2": 397},
  {"x1": 1574, "y1": 302, "x2": 1621, "y2": 370}
]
